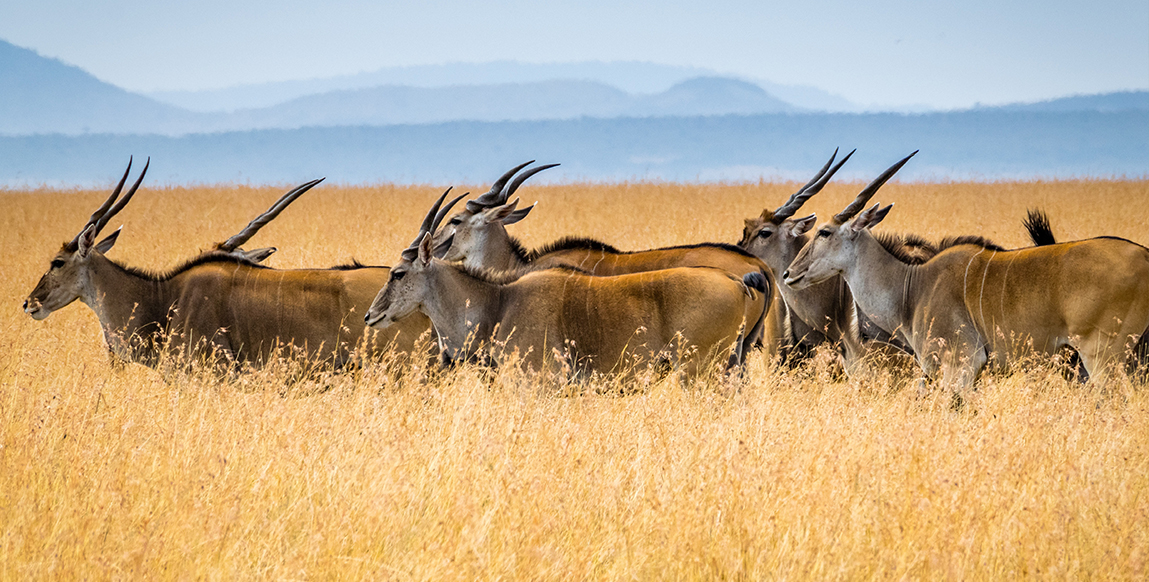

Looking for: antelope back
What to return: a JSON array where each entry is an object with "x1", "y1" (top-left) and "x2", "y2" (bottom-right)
[
  {"x1": 532, "y1": 243, "x2": 767, "y2": 281},
  {"x1": 497, "y1": 266, "x2": 764, "y2": 376}
]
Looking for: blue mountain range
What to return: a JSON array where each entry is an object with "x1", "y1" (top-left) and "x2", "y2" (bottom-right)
[{"x1": 1, "y1": 39, "x2": 1145, "y2": 183}]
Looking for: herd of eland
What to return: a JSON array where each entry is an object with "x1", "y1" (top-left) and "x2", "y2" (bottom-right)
[{"x1": 23, "y1": 152, "x2": 1149, "y2": 401}]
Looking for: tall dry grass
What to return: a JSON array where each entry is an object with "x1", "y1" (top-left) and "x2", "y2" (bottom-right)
[{"x1": 2, "y1": 178, "x2": 1148, "y2": 579}]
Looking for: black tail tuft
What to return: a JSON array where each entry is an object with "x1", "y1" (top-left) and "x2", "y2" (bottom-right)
[
  {"x1": 1023, "y1": 208, "x2": 1057, "y2": 246},
  {"x1": 743, "y1": 271, "x2": 769, "y2": 295}
]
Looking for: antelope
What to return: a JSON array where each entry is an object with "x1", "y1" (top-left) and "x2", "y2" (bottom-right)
[
  {"x1": 740, "y1": 148, "x2": 863, "y2": 364},
  {"x1": 434, "y1": 162, "x2": 776, "y2": 358},
  {"x1": 742, "y1": 153, "x2": 1083, "y2": 375},
  {"x1": 24, "y1": 159, "x2": 431, "y2": 371},
  {"x1": 739, "y1": 149, "x2": 941, "y2": 371},
  {"x1": 366, "y1": 193, "x2": 771, "y2": 378},
  {"x1": 782, "y1": 154, "x2": 1149, "y2": 397}
]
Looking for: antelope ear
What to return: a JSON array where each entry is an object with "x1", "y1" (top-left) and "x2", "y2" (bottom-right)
[
  {"x1": 417, "y1": 232, "x2": 434, "y2": 266},
  {"x1": 239, "y1": 246, "x2": 277, "y2": 263},
  {"x1": 787, "y1": 214, "x2": 817, "y2": 237},
  {"x1": 851, "y1": 203, "x2": 893, "y2": 232},
  {"x1": 433, "y1": 233, "x2": 454, "y2": 258},
  {"x1": 95, "y1": 226, "x2": 122, "y2": 254},
  {"x1": 77, "y1": 224, "x2": 99, "y2": 257},
  {"x1": 849, "y1": 205, "x2": 876, "y2": 232},
  {"x1": 872, "y1": 203, "x2": 894, "y2": 226},
  {"x1": 485, "y1": 199, "x2": 521, "y2": 224},
  {"x1": 500, "y1": 202, "x2": 535, "y2": 225}
]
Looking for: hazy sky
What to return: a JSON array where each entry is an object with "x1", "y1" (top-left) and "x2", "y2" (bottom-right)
[{"x1": 2, "y1": 0, "x2": 1145, "y2": 108}]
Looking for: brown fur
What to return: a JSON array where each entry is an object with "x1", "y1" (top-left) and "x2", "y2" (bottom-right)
[
  {"x1": 787, "y1": 207, "x2": 1149, "y2": 395},
  {"x1": 369, "y1": 257, "x2": 768, "y2": 378},
  {"x1": 438, "y1": 202, "x2": 774, "y2": 360},
  {"x1": 25, "y1": 247, "x2": 430, "y2": 371},
  {"x1": 27, "y1": 179, "x2": 429, "y2": 372}
]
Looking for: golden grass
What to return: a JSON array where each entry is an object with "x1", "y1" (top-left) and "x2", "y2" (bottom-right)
[{"x1": 2, "y1": 178, "x2": 1148, "y2": 579}]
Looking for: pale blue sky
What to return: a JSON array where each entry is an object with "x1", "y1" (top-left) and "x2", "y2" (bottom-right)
[{"x1": 1, "y1": 0, "x2": 1145, "y2": 108}]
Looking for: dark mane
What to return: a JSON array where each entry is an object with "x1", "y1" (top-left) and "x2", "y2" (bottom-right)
[
  {"x1": 527, "y1": 238, "x2": 756, "y2": 261},
  {"x1": 527, "y1": 236, "x2": 622, "y2": 261},
  {"x1": 874, "y1": 232, "x2": 938, "y2": 265},
  {"x1": 507, "y1": 236, "x2": 533, "y2": 264},
  {"x1": 874, "y1": 231, "x2": 1006, "y2": 264},
  {"x1": 112, "y1": 252, "x2": 268, "y2": 282},
  {"x1": 331, "y1": 259, "x2": 366, "y2": 270},
  {"x1": 329, "y1": 259, "x2": 388, "y2": 270},
  {"x1": 901, "y1": 233, "x2": 933, "y2": 250},
  {"x1": 937, "y1": 235, "x2": 1006, "y2": 252}
]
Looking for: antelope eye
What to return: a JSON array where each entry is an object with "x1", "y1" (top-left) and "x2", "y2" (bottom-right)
[
  {"x1": 390, "y1": 270, "x2": 406, "y2": 281},
  {"x1": 758, "y1": 229, "x2": 772, "y2": 239},
  {"x1": 817, "y1": 230, "x2": 832, "y2": 238},
  {"x1": 50, "y1": 259, "x2": 65, "y2": 269},
  {"x1": 448, "y1": 217, "x2": 462, "y2": 226}
]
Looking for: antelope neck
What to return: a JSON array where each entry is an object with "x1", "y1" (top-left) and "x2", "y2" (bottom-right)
[
  {"x1": 423, "y1": 261, "x2": 503, "y2": 355},
  {"x1": 85, "y1": 254, "x2": 175, "y2": 356},
  {"x1": 469, "y1": 227, "x2": 526, "y2": 272},
  {"x1": 840, "y1": 232, "x2": 914, "y2": 336},
  {"x1": 768, "y1": 233, "x2": 849, "y2": 340}
]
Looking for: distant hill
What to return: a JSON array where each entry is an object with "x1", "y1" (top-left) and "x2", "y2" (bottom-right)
[
  {"x1": 0, "y1": 40, "x2": 204, "y2": 135},
  {"x1": 0, "y1": 43, "x2": 803, "y2": 135},
  {"x1": 3, "y1": 110, "x2": 1144, "y2": 185},
  {"x1": 636, "y1": 77, "x2": 797, "y2": 116},
  {"x1": 146, "y1": 61, "x2": 850, "y2": 113},
  {"x1": 984, "y1": 90, "x2": 1149, "y2": 112},
  {"x1": 215, "y1": 80, "x2": 632, "y2": 129},
  {"x1": 2, "y1": 38, "x2": 1145, "y2": 148},
  {"x1": 209, "y1": 77, "x2": 796, "y2": 131}
]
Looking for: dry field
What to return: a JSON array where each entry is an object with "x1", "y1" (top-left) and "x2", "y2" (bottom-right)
[{"x1": 2, "y1": 178, "x2": 1148, "y2": 579}]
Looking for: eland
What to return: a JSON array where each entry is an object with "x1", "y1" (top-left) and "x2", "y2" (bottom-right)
[
  {"x1": 433, "y1": 161, "x2": 776, "y2": 357},
  {"x1": 24, "y1": 159, "x2": 430, "y2": 371},
  {"x1": 739, "y1": 149, "x2": 939, "y2": 371},
  {"x1": 367, "y1": 192, "x2": 771, "y2": 378},
  {"x1": 783, "y1": 154, "x2": 1149, "y2": 396}
]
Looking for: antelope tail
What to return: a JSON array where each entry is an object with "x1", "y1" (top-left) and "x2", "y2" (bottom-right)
[
  {"x1": 739, "y1": 269, "x2": 773, "y2": 362},
  {"x1": 1023, "y1": 208, "x2": 1057, "y2": 246},
  {"x1": 742, "y1": 271, "x2": 769, "y2": 296}
]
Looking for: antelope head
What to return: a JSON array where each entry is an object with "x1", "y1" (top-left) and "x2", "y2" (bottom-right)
[
  {"x1": 783, "y1": 151, "x2": 917, "y2": 290},
  {"x1": 24, "y1": 158, "x2": 149, "y2": 320},
  {"x1": 366, "y1": 188, "x2": 465, "y2": 328},
  {"x1": 434, "y1": 161, "x2": 558, "y2": 266},
  {"x1": 740, "y1": 148, "x2": 854, "y2": 272}
]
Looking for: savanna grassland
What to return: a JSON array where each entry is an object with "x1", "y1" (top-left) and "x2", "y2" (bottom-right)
[{"x1": 2, "y1": 178, "x2": 1148, "y2": 580}]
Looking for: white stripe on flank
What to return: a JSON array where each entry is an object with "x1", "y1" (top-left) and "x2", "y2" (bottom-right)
[{"x1": 978, "y1": 250, "x2": 997, "y2": 342}]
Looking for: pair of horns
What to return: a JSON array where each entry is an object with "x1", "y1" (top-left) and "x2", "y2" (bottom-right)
[
  {"x1": 464, "y1": 161, "x2": 559, "y2": 213},
  {"x1": 218, "y1": 178, "x2": 325, "y2": 251},
  {"x1": 402, "y1": 188, "x2": 467, "y2": 262},
  {"x1": 832, "y1": 151, "x2": 918, "y2": 224},
  {"x1": 70, "y1": 157, "x2": 150, "y2": 250},
  {"x1": 771, "y1": 147, "x2": 857, "y2": 223}
]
